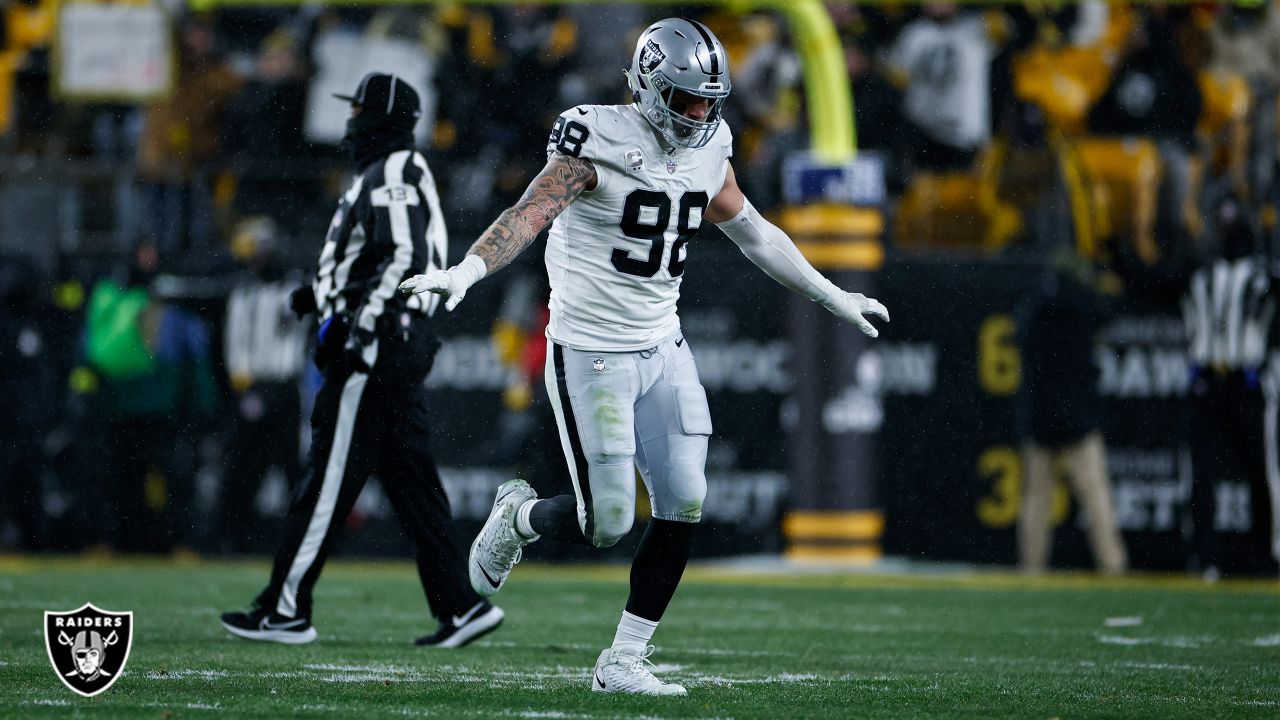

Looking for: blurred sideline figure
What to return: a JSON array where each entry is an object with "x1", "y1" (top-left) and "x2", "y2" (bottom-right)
[
  {"x1": 220, "y1": 73, "x2": 503, "y2": 648},
  {"x1": 1017, "y1": 247, "x2": 1128, "y2": 576},
  {"x1": 1182, "y1": 195, "x2": 1280, "y2": 581},
  {"x1": 217, "y1": 217, "x2": 308, "y2": 553},
  {"x1": 83, "y1": 241, "x2": 217, "y2": 553},
  {"x1": 401, "y1": 19, "x2": 888, "y2": 695}
]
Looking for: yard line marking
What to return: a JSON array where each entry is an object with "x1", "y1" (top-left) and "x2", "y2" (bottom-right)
[
  {"x1": 1251, "y1": 633, "x2": 1280, "y2": 646},
  {"x1": 1104, "y1": 616, "x2": 1144, "y2": 627},
  {"x1": 145, "y1": 669, "x2": 229, "y2": 680}
]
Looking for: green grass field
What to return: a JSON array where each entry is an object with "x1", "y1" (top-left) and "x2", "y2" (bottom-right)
[{"x1": 1, "y1": 557, "x2": 1277, "y2": 719}]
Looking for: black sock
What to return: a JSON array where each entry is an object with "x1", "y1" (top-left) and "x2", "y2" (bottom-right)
[
  {"x1": 529, "y1": 495, "x2": 593, "y2": 546},
  {"x1": 624, "y1": 519, "x2": 694, "y2": 621}
]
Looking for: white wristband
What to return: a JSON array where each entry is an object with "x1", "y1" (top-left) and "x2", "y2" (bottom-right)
[{"x1": 455, "y1": 254, "x2": 488, "y2": 289}]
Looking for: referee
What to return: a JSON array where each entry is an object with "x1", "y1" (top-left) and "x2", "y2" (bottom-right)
[
  {"x1": 221, "y1": 73, "x2": 503, "y2": 647},
  {"x1": 1182, "y1": 195, "x2": 1280, "y2": 580}
]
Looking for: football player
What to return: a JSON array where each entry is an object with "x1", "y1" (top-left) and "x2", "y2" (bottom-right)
[{"x1": 401, "y1": 18, "x2": 888, "y2": 695}]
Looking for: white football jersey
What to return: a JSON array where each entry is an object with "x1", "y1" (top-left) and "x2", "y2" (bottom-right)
[{"x1": 543, "y1": 104, "x2": 733, "y2": 351}]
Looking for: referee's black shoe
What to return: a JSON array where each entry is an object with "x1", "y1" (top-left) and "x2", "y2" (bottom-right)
[
  {"x1": 220, "y1": 608, "x2": 317, "y2": 645},
  {"x1": 415, "y1": 600, "x2": 504, "y2": 648}
]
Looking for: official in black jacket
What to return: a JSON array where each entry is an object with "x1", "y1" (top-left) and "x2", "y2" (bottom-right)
[{"x1": 221, "y1": 73, "x2": 503, "y2": 648}]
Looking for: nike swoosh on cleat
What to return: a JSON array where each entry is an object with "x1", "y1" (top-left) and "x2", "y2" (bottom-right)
[
  {"x1": 594, "y1": 669, "x2": 606, "y2": 689},
  {"x1": 451, "y1": 604, "x2": 483, "y2": 627},
  {"x1": 478, "y1": 564, "x2": 502, "y2": 589},
  {"x1": 260, "y1": 617, "x2": 307, "y2": 631}
]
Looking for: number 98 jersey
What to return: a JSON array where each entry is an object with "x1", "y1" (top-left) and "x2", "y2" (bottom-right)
[{"x1": 543, "y1": 104, "x2": 733, "y2": 352}]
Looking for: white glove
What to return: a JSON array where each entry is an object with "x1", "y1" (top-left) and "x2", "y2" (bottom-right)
[
  {"x1": 821, "y1": 291, "x2": 890, "y2": 338},
  {"x1": 398, "y1": 255, "x2": 487, "y2": 312}
]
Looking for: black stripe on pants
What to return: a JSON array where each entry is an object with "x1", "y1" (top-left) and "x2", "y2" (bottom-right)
[{"x1": 552, "y1": 343, "x2": 595, "y2": 542}]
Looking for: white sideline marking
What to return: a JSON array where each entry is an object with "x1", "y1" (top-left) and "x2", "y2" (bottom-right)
[
  {"x1": 1104, "y1": 616, "x2": 1143, "y2": 627},
  {"x1": 28, "y1": 699, "x2": 72, "y2": 707},
  {"x1": 1251, "y1": 633, "x2": 1280, "y2": 647}
]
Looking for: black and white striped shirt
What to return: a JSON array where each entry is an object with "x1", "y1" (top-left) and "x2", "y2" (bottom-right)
[
  {"x1": 313, "y1": 149, "x2": 448, "y2": 332},
  {"x1": 1183, "y1": 256, "x2": 1276, "y2": 371}
]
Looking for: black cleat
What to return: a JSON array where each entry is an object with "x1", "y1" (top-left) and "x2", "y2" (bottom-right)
[
  {"x1": 414, "y1": 601, "x2": 504, "y2": 648},
  {"x1": 220, "y1": 608, "x2": 317, "y2": 645}
]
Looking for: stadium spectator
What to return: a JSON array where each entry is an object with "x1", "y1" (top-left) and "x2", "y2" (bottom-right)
[
  {"x1": 887, "y1": 3, "x2": 995, "y2": 171},
  {"x1": 84, "y1": 241, "x2": 218, "y2": 553},
  {"x1": 1208, "y1": 2, "x2": 1280, "y2": 207},
  {"x1": 135, "y1": 17, "x2": 243, "y2": 255},
  {"x1": 1017, "y1": 247, "x2": 1128, "y2": 576},
  {"x1": 222, "y1": 29, "x2": 317, "y2": 235},
  {"x1": 216, "y1": 217, "x2": 308, "y2": 554},
  {"x1": 1088, "y1": 8, "x2": 1203, "y2": 258}
]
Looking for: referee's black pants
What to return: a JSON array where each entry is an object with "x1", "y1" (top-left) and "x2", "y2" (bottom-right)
[
  {"x1": 1187, "y1": 370, "x2": 1277, "y2": 571},
  {"x1": 254, "y1": 314, "x2": 480, "y2": 622}
]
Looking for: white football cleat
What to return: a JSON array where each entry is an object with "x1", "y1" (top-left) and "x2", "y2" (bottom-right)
[
  {"x1": 469, "y1": 479, "x2": 537, "y2": 596},
  {"x1": 591, "y1": 645, "x2": 687, "y2": 696}
]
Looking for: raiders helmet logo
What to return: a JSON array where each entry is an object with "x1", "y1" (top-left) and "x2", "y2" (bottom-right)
[
  {"x1": 44, "y1": 603, "x2": 134, "y2": 697},
  {"x1": 639, "y1": 39, "x2": 666, "y2": 74}
]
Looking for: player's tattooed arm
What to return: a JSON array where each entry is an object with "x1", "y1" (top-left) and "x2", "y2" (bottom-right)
[{"x1": 467, "y1": 152, "x2": 597, "y2": 275}]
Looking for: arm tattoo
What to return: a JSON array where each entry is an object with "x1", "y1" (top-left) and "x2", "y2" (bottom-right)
[{"x1": 468, "y1": 153, "x2": 596, "y2": 274}]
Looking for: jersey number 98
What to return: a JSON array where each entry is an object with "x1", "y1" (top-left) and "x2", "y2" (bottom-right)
[
  {"x1": 549, "y1": 117, "x2": 590, "y2": 158},
  {"x1": 613, "y1": 190, "x2": 709, "y2": 279}
]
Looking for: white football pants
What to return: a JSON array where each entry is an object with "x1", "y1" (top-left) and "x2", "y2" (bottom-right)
[{"x1": 545, "y1": 332, "x2": 711, "y2": 547}]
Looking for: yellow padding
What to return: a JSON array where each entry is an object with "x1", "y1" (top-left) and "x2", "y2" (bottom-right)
[
  {"x1": 793, "y1": 240, "x2": 884, "y2": 271},
  {"x1": 784, "y1": 544, "x2": 882, "y2": 563},
  {"x1": 778, "y1": 205, "x2": 884, "y2": 238},
  {"x1": 1073, "y1": 137, "x2": 1163, "y2": 264},
  {"x1": 783, "y1": 510, "x2": 884, "y2": 541}
]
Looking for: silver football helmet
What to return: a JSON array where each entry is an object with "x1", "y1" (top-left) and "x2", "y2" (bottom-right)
[{"x1": 625, "y1": 18, "x2": 732, "y2": 150}]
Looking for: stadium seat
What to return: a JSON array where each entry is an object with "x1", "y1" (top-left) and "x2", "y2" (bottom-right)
[
  {"x1": 893, "y1": 143, "x2": 1022, "y2": 252},
  {"x1": 1197, "y1": 70, "x2": 1251, "y2": 191},
  {"x1": 1066, "y1": 137, "x2": 1163, "y2": 264}
]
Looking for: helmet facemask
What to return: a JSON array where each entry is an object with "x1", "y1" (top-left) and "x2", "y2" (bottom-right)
[{"x1": 628, "y1": 68, "x2": 728, "y2": 149}]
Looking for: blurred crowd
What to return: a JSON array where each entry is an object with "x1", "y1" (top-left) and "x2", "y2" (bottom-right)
[{"x1": 0, "y1": 1, "x2": 1278, "y2": 569}]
